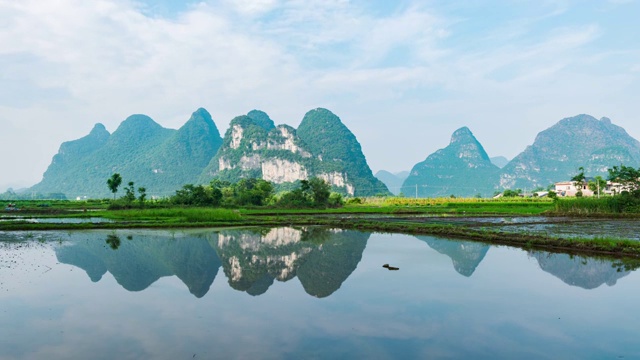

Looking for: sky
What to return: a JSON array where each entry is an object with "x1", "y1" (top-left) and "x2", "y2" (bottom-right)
[{"x1": 1, "y1": 0, "x2": 639, "y2": 191}]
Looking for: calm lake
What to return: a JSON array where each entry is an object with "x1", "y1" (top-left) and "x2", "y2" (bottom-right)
[{"x1": 1, "y1": 227, "x2": 639, "y2": 359}]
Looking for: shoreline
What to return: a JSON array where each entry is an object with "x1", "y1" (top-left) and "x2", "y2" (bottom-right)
[{"x1": 2, "y1": 213, "x2": 640, "y2": 261}]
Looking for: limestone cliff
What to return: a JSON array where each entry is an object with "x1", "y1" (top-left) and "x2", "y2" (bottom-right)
[{"x1": 200, "y1": 108, "x2": 389, "y2": 196}]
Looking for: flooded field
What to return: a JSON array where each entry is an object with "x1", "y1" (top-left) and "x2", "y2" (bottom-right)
[
  {"x1": 0, "y1": 216, "x2": 113, "y2": 224},
  {"x1": 368, "y1": 215, "x2": 640, "y2": 240},
  {"x1": 1, "y1": 227, "x2": 639, "y2": 359}
]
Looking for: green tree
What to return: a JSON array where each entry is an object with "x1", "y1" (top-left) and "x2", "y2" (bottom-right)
[
  {"x1": 502, "y1": 189, "x2": 522, "y2": 197},
  {"x1": 587, "y1": 176, "x2": 607, "y2": 197},
  {"x1": 276, "y1": 188, "x2": 312, "y2": 208},
  {"x1": 234, "y1": 178, "x2": 274, "y2": 206},
  {"x1": 275, "y1": 178, "x2": 336, "y2": 208},
  {"x1": 107, "y1": 173, "x2": 123, "y2": 200},
  {"x1": 308, "y1": 177, "x2": 331, "y2": 206},
  {"x1": 328, "y1": 192, "x2": 344, "y2": 207},
  {"x1": 210, "y1": 179, "x2": 232, "y2": 206},
  {"x1": 137, "y1": 187, "x2": 147, "y2": 207},
  {"x1": 608, "y1": 165, "x2": 640, "y2": 195},
  {"x1": 124, "y1": 181, "x2": 136, "y2": 203},
  {"x1": 571, "y1": 167, "x2": 586, "y2": 197},
  {"x1": 171, "y1": 184, "x2": 222, "y2": 206}
]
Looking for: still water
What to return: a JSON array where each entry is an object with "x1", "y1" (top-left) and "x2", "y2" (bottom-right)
[{"x1": 1, "y1": 228, "x2": 639, "y2": 359}]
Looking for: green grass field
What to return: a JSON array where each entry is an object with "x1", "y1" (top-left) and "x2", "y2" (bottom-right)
[{"x1": 4, "y1": 197, "x2": 640, "y2": 258}]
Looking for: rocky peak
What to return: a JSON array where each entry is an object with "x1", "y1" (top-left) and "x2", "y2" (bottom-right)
[
  {"x1": 297, "y1": 108, "x2": 390, "y2": 196},
  {"x1": 247, "y1": 110, "x2": 275, "y2": 130},
  {"x1": 179, "y1": 108, "x2": 222, "y2": 140},
  {"x1": 89, "y1": 123, "x2": 110, "y2": 138},
  {"x1": 402, "y1": 126, "x2": 499, "y2": 197},
  {"x1": 54, "y1": 123, "x2": 110, "y2": 160},
  {"x1": 116, "y1": 114, "x2": 163, "y2": 133},
  {"x1": 448, "y1": 127, "x2": 491, "y2": 162},
  {"x1": 450, "y1": 126, "x2": 474, "y2": 144}
]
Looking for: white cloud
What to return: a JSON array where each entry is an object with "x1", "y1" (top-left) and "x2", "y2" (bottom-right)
[
  {"x1": 0, "y1": 0, "x2": 638, "y2": 185},
  {"x1": 224, "y1": 0, "x2": 279, "y2": 15}
]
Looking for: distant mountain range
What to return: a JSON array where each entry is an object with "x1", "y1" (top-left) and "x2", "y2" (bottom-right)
[
  {"x1": 29, "y1": 110, "x2": 640, "y2": 199},
  {"x1": 375, "y1": 114, "x2": 640, "y2": 197},
  {"x1": 30, "y1": 108, "x2": 388, "y2": 198},
  {"x1": 31, "y1": 108, "x2": 223, "y2": 198},
  {"x1": 374, "y1": 170, "x2": 409, "y2": 195},
  {"x1": 490, "y1": 156, "x2": 509, "y2": 169},
  {"x1": 199, "y1": 108, "x2": 388, "y2": 196}
]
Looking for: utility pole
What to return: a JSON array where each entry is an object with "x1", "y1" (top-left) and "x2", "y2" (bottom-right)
[
  {"x1": 415, "y1": 184, "x2": 418, "y2": 199},
  {"x1": 597, "y1": 181, "x2": 600, "y2": 199}
]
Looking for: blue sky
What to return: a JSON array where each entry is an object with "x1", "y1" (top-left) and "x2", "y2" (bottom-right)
[{"x1": 1, "y1": 0, "x2": 639, "y2": 190}]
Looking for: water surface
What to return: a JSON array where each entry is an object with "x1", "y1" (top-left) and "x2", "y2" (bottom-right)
[{"x1": 1, "y1": 227, "x2": 639, "y2": 359}]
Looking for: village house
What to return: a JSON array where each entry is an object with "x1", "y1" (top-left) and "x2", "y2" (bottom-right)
[
  {"x1": 554, "y1": 181, "x2": 595, "y2": 197},
  {"x1": 554, "y1": 179, "x2": 628, "y2": 197}
]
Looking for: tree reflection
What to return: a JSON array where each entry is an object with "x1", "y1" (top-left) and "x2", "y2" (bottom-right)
[{"x1": 106, "y1": 235, "x2": 121, "y2": 250}]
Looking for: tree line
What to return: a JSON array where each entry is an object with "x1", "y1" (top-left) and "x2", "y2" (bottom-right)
[{"x1": 106, "y1": 173, "x2": 343, "y2": 209}]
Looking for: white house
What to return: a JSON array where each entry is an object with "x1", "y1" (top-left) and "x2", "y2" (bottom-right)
[
  {"x1": 554, "y1": 181, "x2": 595, "y2": 197},
  {"x1": 554, "y1": 179, "x2": 633, "y2": 197}
]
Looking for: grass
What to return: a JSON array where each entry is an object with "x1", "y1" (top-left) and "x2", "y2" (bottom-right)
[
  {"x1": 5, "y1": 197, "x2": 640, "y2": 258},
  {"x1": 552, "y1": 196, "x2": 640, "y2": 215},
  {"x1": 345, "y1": 197, "x2": 554, "y2": 215},
  {"x1": 240, "y1": 196, "x2": 554, "y2": 216},
  {"x1": 98, "y1": 208, "x2": 242, "y2": 223},
  {"x1": 371, "y1": 196, "x2": 553, "y2": 206}
]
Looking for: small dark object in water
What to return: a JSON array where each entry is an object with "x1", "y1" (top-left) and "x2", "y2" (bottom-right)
[{"x1": 382, "y1": 264, "x2": 399, "y2": 271}]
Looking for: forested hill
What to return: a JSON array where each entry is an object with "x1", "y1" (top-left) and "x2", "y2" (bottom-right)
[
  {"x1": 199, "y1": 108, "x2": 390, "y2": 196},
  {"x1": 31, "y1": 107, "x2": 389, "y2": 198},
  {"x1": 401, "y1": 114, "x2": 640, "y2": 196},
  {"x1": 402, "y1": 127, "x2": 500, "y2": 198},
  {"x1": 30, "y1": 108, "x2": 223, "y2": 198},
  {"x1": 499, "y1": 115, "x2": 640, "y2": 190},
  {"x1": 31, "y1": 110, "x2": 636, "y2": 199}
]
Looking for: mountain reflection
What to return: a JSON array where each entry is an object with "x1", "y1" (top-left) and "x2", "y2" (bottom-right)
[
  {"x1": 529, "y1": 251, "x2": 632, "y2": 289},
  {"x1": 416, "y1": 236, "x2": 489, "y2": 277},
  {"x1": 211, "y1": 227, "x2": 369, "y2": 298},
  {"x1": 56, "y1": 232, "x2": 221, "y2": 298},
  {"x1": 54, "y1": 228, "x2": 369, "y2": 299}
]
